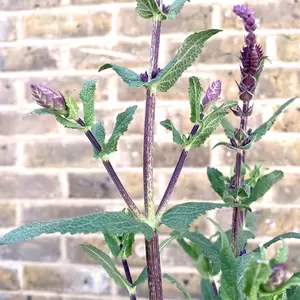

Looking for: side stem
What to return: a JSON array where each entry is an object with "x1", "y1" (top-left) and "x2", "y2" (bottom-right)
[{"x1": 121, "y1": 259, "x2": 137, "y2": 300}]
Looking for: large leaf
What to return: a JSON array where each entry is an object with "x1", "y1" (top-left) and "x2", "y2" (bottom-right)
[
  {"x1": 0, "y1": 212, "x2": 154, "y2": 245},
  {"x1": 161, "y1": 202, "x2": 229, "y2": 232},
  {"x1": 150, "y1": 29, "x2": 221, "y2": 92},
  {"x1": 136, "y1": 0, "x2": 161, "y2": 19},
  {"x1": 166, "y1": 0, "x2": 187, "y2": 20},
  {"x1": 207, "y1": 167, "x2": 226, "y2": 198},
  {"x1": 201, "y1": 279, "x2": 221, "y2": 300},
  {"x1": 243, "y1": 170, "x2": 284, "y2": 205},
  {"x1": 80, "y1": 244, "x2": 132, "y2": 291},
  {"x1": 186, "y1": 101, "x2": 237, "y2": 149},
  {"x1": 188, "y1": 76, "x2": 202, "y2": 123},
  {"x1": 98, "y1": 64, "x2": 145, "y2": 88},
  {"x1": 105, "y1": 106, "x2": 137, "y2": 154},
  {"x1": 286, "y1": 280, "x2": 300, "y2": 299},
  {"x1": 250, "y1": 98, "x2": 297, "y2": 143},
  {"x1": 160, "y1": 119, "x2": 184, "y2": 145},
  {"x1": 55, "y1": 115, "x2": 84, "y2": 129},
  {"x1": 79, "y1": 79, "x2": 97, "y2": 126},
  {"x1": 163, "y1": 274, "x2": 192, "y2": 300}
]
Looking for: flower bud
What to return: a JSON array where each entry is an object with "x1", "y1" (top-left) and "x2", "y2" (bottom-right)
[
  {"x1": 30, "y1": 84, "x2": 68, "y2": 116},
  {"x1": 202, "y1": 80, "x2": 222, "y2": 107},
  {"x1": 140, "y1": 71, "x2": 149, "y2": 82}
]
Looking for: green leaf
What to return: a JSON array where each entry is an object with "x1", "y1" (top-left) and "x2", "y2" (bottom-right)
[
  {"x1": 254, "y1": 56, "x2": 270, "y2": 81},
  {"x1": 188, "y1": 76, "x2": 202, "y2": 123},
  {"x1": 0, "y1": 212, "x2": 154, "y2": 245},
  {"x1": 133, "y1": 268, "x2": 148, "y2": 287},
  {"x1": 166, "y1": 0, "x2": 186, "y2": 20},
  {"x1": 79, "y1": 79, "x2": 97, "y2": 127},
  {"x1": 150, "y1": 29, "x2": 221, "y2": 92},
  {"x1": 104, "y1": 234, "x2": 121, "y2": 257},
  {"x1": 161, "y1": 202, "x2": 229, "y2": 232},
  {"x1": 80, "y1": 244, "x2": 132, "y2": 291},
  {"x1": 160, "y1": 119, "x2": 184, "y2": 145},
  {"x1": 272, "y1": 241, "x2": 288, "y2": 265},
  {"x1": 55, "y1": 115, "x2": 84, "y2": 129},
  {"x1": 196, "y1": 255, "x2": 212, "y2": 279},
  {"x1": 105, "y1": 106, "x2": 137, "y2": 154},
  {"x1": 98, "y1": 64, "x2": 145, "y2": 88},
  {"x1": 163, "y1": 274, "x2": 192, "y2": 300},
  {"x1": 286, "y1": 280, "x2": 300, "y2": 299},
  {"x1": 201, "y1": 279, "x2": 221, "y2": 300},
  {"x1": 250, "y1": 98, "x2": 297, "y2": 143},
  {"x1": 207, "y1": 167, "x2": 226, "y2": 198},
  {"x1": 245, "y1": 211, "x2": 258, "y2": 233},
  {"x1": 221, "y1": 117, "x2": 235, "y2": 139},
  {"x1": 136, "y1": 0, "x2": 161, "y2": 19},
  {"x1": 91, "y1": 122, "x2": 106, "y2": 157},
  {"x1": 187, "y1": 101, "x2": 237, "y2": 149},
  {"x1": 119, "y1": 232, "x2": 135, "y2": 259},
  {"x1": 176, "y1": 237, "x2": 199, "y2": 261},
  {"x1": 160, "y1": 233, "x2": 181, "y2": 252},
  {"x1": 243, "y1": 170, "x2": 284, "y2": 205},
  {"x1": 212, "y1": 141, "x2": 252, "y2": 151},
  {"x1": 31, "y1": 108, "x2": 56, "y2": 115},
  {"x1": 65, "y1": 93, "x2": 79, "y2": 120}
]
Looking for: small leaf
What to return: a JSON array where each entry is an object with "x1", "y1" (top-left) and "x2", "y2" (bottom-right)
[
  {"x1": 160, "y1": 234, "x2": 181, "y2": 252},
  {"x1": 201, "y1": 279, "x2": 221, "y2": 300},
  {"x1": 65, "y1": 93, "x2": 79, "y2": 120},
  {"x1": 150, "y1": 29, "x2": 221, "y2": 92},
  {"x1": 31, "y1": 108, "x2": 56, "y2": 115},
  {"x1": 55, "y1": 115, "x2": 84, "y2": 129},
  {"x1": 212, "y1": 141, "x2": 252, "y2": 151},
  {"x1": 81, "y1": 244, "x2": 132, "y2": 290},
  {"x1": 119, "y1": 232, "x2": 135, "y2": 259},
  {"x1": 133, "y1": 268, "x2": 148, "y2": 287},
  {"x1": 245, "y1": 211, "x2": 258, "y2": 233},
  {"x1": 244, "y1": 170, "x2": 284, "y2": 205},
  {"x1": 176, "y1": 237, "x2": 199, "y2": 261},
  {"x1": 79, "y1": 79, "x2": 97, "y2": 126},
  {"x1": 272, "y1": 241, "x2": 288, "y2": 265},
  {"x1": 188, "y1": 76, "x2": 202, "y2": 123},
  {"x1": 196, "y1": 255, "x2": 212, "y2": 279},
  {"x1": 105, "y1": 106, "x2": 137, "y2": 154},
  {"x1": 91, "y1": 122, "x2": 106, "y2": 157},
  {"x1": 166, "y1": 0, "x2": 187, "y2": 20},
  {"x1": 254, "y1": 56, "x2": 270, "y2": 81},
  {"x1": 207, "y1": 167, "x2": 226, "y2": 198},
  {"x1": 98, "y1": 64, "x2": 145, "y2": 88},
  {"x1": 136, "y1": 0, "x2": 161, "y2": 19},
  {"x1": 163, "y1": 274, "x2": 192, "y2": 300},
  {"x1": 160, "y1": 119, "x2": 183, "y2": 145},
  {"x1": 250, "y1": 98, "x2": 297, "y2": 143},
  {"x1": 104, "y1": 234, "x2": 120, "y2": 257},
  {"x1": 221, "y1": 117, "x2": 235, "y2": 139}
]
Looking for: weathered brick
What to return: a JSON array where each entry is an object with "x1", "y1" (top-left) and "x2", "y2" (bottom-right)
[
  {"x1": 220, "y1": 1, "x2": 300, "y2": 29},
  {"x1": 25, "y1": 76, "x2": 110, "y2": 103},
  {"x1": 0, "y1": 238, "x2": 60, "y2": 262},
  {"x1": 117, "y1": 78, "x2": 146, "y2": 102},
  {"x1": 0, "y1": 79, "x2": 20, "y2": 104},
  {"x1": 0, "y1": 265, "x2": 20, "y2": 290},
  {"x1": 72, "y1": 0, "x2": 133, "y2": 3},
  {"x1": 23, "y1": 12, "x2": 111, "y2": 39},
  {"x1": 0, "y1": 47, "x2": 59, "y2": 71},
  {"x1": 272, "y1": 174, "x2": 300, "y2": 204},
  {"x1": 24, "y1": 265, "x2": 111, "y2": 294},
  {"x1": 0, "y1": 296, "x2": 62, "y2": 300},
  {"x1": 0, "y1": 16, "x2": 17, "y2": 41},
  {"x1": 277, "y1": 34, "x2": 300, "y2": 62},
  {"x1": 0, "y1": 203, "x2": 17, "y2": 227},
  {"x1": 0, "y1": 111, "x2": 59, "y2": 135},
  {"x1": 0, "y1": 0, "x2": 62, "y2": 10},
  {"x1": 22, "y1": 204, "x2": 104, "y2": 223},
  {"x1": 0, "y1": 174, "x2": 61, "y2": 198},
  {"x1": 0, "y1": 142, "x2": 16, "y2": 166},
  {"x1": 69, "y1": 40, "x2": 150, "y2": 70}
]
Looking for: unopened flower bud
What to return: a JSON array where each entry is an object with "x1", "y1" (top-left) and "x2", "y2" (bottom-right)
[
  {"x1": 30, "y1": 84, "x2": 68, "y2": 116},
  {"x1": 162, "y1": 4, "x2": 169, "y2": 14},
  {"x1": 202, "y1": 80, "x2": 222, "y2": 107},
  {"x1": 140, "y1": 71, "x2": 149, "y2": 82}
]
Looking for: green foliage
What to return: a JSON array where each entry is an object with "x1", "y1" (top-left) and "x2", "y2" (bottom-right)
[
  {"x1": 65, "y1": 93, "x2": 79, "y2": 120},
  {"x1": 160, "y1": 119, "x2": 184, "y2": 145},
  {"x1": 104, "y1": 234, "x2": 121, "y2": 257},
  {"x1": 91, "y1": 121, "x2": 106, "y2": 157},
  {"x1": 133, "y1": 268, "x2": 148, "y2": 287},
  {"x1": 186, "y1": 101, "x2": 237, "y2": 149},
  {"x1": 150, "y1": 29, "x2": 221, "y2": 92},
  {"x1": 80, "y1": 244, "x2": 133, "y2": 291},
  {"x1": 212, "y1": 141, "x2": 251, "y2": 151},
  {"x1": 0, "y1": 211, "x2": 154, "y2": 245},
  {"x1": 165, "y1": 0, "x2": 187, "y2": 20},
  {"x1": 207, "y1": 167, "x2": 227, "y2": 198},
  {"x1": 196, "y1": 255, "x2": 212, "y2": 279},
  {"x1": 163, "y1": 274, "x2": 192, "y2": 300},
  {"x1": 31, "y1": 108, "x2": 57, "y2": 115},
  {"x1": 136, "y1": 0, "x2": 161, "y2": 19},
  {"x1": 188, "y1": 76, "x2": 203, "y2": 123},
  {"x1": 270, "y1": 241, "x2": 288, "y2": 265},
  {"x1": 201, "y1": 279, "x2": 221, "y2": 300},
  {"x1": 176, "y1": 237, "x2": 199, "y2": 261},
  {"x1": 286, "y1": 280, "x2": 300, "y2": 299},
  {"x1": 55, "y1": 115, "x2": 84, "y2": 129},
  {"x1": 221, "y1": 117, "x2": 235, "y2": 139},
  {"x1": 79, "y1": 79, "x2": 97, "y2": 127},
  {"x1": 98, "y1": 64, "x2": 145, "y2": 88},
  {"x1": 119, "y1": 232, "x2": 135, "y2": 259}
]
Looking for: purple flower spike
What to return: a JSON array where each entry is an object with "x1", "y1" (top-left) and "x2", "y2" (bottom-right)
[
  {"x1": 30, "y1": 84, "x2": 68, "y2": 115},
  {"x1": 233, "y1": 5, "x2": 255, "y2": 22},
  {"x1": 202, "y1": 80, "x2": 222, "y2": 107}
]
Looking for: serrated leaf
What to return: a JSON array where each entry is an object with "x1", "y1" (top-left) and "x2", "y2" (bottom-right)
[
  {"x1": 136, "y1": 0, "x2": 161, "y2": 19},
  {"x1": 65, "y1": 93, "x2": 79, "y2": 120},
  {"x1": 150, "y1": 29, "x2": 221, "y2": 92},
  {"x1": 166, "y1": 0, "x2": 186, "y2": 20},
  {"x1": 161, "y1": 202, "x2": 229, "y2": 232},
  {"x1": 243, "y1": 170, "x2": 284, "y2": 205},
  {"x1": 163, "y1": 274, "x2": 192, "y2": 300},
  {"x1": 188, "y1": 76, "x2": 202, "y2": 123},
  {"x1": 207, "y1": 167, "x2": 226, "y2": 198},
  {"x1": 201, "y1": 279, "x2": 221, "y2": 300},
  {"x1": 133, "y1": 268, "x2": 148, "y2": 287},
  {"x1": 80, "y1": 244, "x2": 132, "y2": 291},
  {"x1": 250, "y1": 98, "x2": 297, "y2": 143},
  {"x1": 221, "y1": 117, "x2": 235, "y2": 139},
  {"x1": 187, "y1": 101, "x2": 237, "y2": 149},
  {"x1": 273, "y1": 241, "x2": 288, "y2": 265},
  {"x1": 91, "y1": 122, "x2": 106, "y2": 158},
  {"x1": 0, "y1": 212, "x2": 154, "y2": 245},
  {"x1": 119, "y1": 232, "x2": 135, "y2": 259},
  {"x1": 98, "y1": 64, "x2": 145, "y2": 88},
  {"x1": 212, "y1": 141, "x2": 252, "y2": 151},
  {"x1": 160, "y1": 119, "x2": 183, "y2": 145},
  {"x1": 104, "y1": 234, "x2": 120, "y2": 257},
  {"x1": 105, "y1": 106, "x2": 137, "y2": 154},
  {"x1": 31, "y1": 108, "x2": 56, "y2": 115},
  {"x1": 79, "y1": 79, "x2": 97, "y2": 126},
  {"x1": 55, "y1": 115, "x2": 84, "y2": 129}
]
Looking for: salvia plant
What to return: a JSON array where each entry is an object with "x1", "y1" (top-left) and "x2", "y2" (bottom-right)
[{"x1": 1, "y1": 1, "x2": 300, "y2": 300}]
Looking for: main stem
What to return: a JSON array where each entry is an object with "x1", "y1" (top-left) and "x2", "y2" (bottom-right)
[{"x1": 143, "y1": 15, "x2": 163, "y2": 300}]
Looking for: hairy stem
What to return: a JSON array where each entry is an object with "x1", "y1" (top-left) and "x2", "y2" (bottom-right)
[
  {"x1": 76, "y1": 118, "x2": 143, "y2": 220},
  {"x1": 143, "y1": 15, "x2": 163, "y2": 300}
]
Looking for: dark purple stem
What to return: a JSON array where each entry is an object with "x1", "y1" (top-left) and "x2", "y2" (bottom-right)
[
  {"x1": 122, "y1": 259, "x2": 137, "y2": 300},
  {"x1": 76, "y1": 118, "x2": 142, "y2": 220}
]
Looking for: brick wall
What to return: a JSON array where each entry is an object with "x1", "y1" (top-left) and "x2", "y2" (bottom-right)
[{"x1": 0, "y1": 0, "x2": 300, "y2": 299}]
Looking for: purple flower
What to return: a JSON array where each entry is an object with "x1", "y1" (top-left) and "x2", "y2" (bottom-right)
[
  {"x1": 140, "y1": 71, "x2": 149, "y2": 82},
  {"x1": 162, "y1": 4, "x2": 169, "y2": 14},
  {"x1": 239, "y1": 249, "x2": 246, "y2": 256},
  {"x1": 233, "y1": 5, "x2": 255, "y2": 23},
  {"x1": 30, "y1": 84, "x2": 68, "y2": 116},
  {"x1": 202, "y1": 80, "x2": 222, "y2": 107}
]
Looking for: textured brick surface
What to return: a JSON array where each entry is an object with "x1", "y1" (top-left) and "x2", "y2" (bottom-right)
[
  {"x1": 0, "y1": 0, "x2": 62, "y2": 10},
  {"x1": 0, "y1": 79, "x2": 20, "y2": 104},
  {"x1": 0, "y1": 203, "x2": 17, "y2": 227},
  {"x1": 0, "y1": 16, "x2": 17, "y2": 41},
  {"x1": 0, "y1": 142, "x2": 17, "y2": 166},
  {"x1": 0, "y1": 266, "x2": 20, "y2": 290}
]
